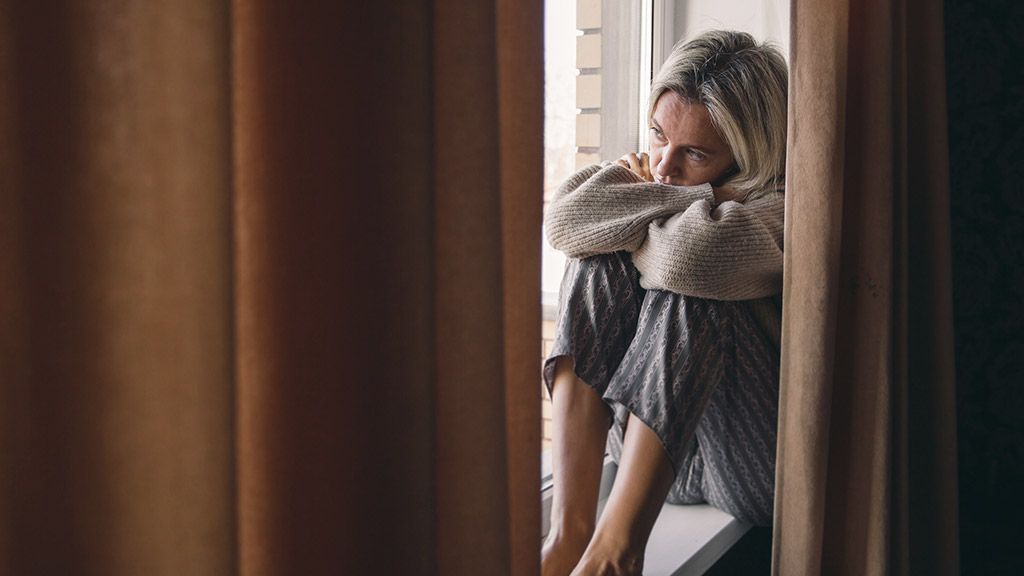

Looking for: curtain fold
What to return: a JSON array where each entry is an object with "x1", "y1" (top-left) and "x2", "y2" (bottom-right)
[
  {"x1": 234, "y1": 0, "x2": 543, "y2": 574},
  {"x1": 775, "y1": 0, "x2": 959, "y2": 574},
  {"x1": 233, "y1": 2, "x2": 440, "y2": 574},
  {"x1": 496, "y1": 0, "x2": 545, "y2": 574},
  {"x1": 0, "y1": 2, "x2": 236, "y2": 575},
  {"x1": 2, "y1": 1, "x2": 542, "y2": 574}
]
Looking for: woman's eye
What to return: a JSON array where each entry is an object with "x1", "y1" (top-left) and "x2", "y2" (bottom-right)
[
  {"x1": 649, "y1": 127, "x2": 664, "y2": 140},
  {"x1": 687, "y1": 149, "x2": 706, "y2": 160}
]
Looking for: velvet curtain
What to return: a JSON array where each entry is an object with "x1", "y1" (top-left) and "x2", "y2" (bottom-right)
[
  {"x1": 774, "y1": 0, "x2": 960, "y2": 574},
  {"x1": 0, "y1": 1, "x2": 542, "y2": 574}
]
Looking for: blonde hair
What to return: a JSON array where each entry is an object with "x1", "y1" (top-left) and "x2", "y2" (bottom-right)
[{"x1": 649, "y1": 30, "x2": 788, "y2": 197}]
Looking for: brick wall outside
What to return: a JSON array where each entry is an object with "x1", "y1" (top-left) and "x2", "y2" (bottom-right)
[
  {"x1": 575, "y1": 0, "x2": 602, "y2": 172},
  {"x1": 541, "y1": 319, "x2": 556, "y2": 451}
]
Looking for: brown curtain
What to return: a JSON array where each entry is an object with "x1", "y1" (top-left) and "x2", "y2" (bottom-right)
[
  {"x1": 774, "y1": 0, "x2": 960, "y2": 574},
  {"x1": 1, "y1": 1, "x2": 542, "y2": 574}
]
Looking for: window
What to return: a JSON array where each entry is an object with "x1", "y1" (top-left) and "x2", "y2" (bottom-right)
[
  {"x1": 541, "y1": 0, "x2": 788, "y2": 453},
  {"x1": 542, "y1": 0, "x2": 657, "y2": 453},
  {"x1": 541, "y1": 1, "x2": 790, "y2": 568}
]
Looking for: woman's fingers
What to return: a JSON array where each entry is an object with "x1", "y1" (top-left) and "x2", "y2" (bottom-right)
[
  {"x1": 617, "y1": 152, "x2": 640, "y2": 170},
  {"x1": 617, "y1": 152, "x2": 653, "y2": 182},
  {"x1": 616, "y1": 153, "x2": 653, "y2": 181},
  {"x1": 636, "y1": 153, "x2": 651, "y2": 180}
]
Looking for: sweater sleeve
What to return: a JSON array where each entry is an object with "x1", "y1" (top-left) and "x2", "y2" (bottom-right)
[
  {"x1": 544, "y1": 164, "x2": 715, "y2": 258},
  {"x1": 632, "y1": 192, "x2": 785, "y2": 300}
]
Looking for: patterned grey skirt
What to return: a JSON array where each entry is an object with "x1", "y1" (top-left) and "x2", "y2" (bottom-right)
[{"x1": 542, "y1": 252, "x2": 780, "y2": 526}]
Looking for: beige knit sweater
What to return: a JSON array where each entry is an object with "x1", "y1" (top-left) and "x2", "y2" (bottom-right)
[{"x1": 545, "y1": 164, "x2": 785, "y2": 301}]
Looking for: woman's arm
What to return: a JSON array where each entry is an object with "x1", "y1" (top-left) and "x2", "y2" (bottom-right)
[
  {"x1": 545, "y1": 163, "x2": 785, "y2": 300},
  {"x1": 632, "y1": 192, "x2": 785, "y2": 300},
  {"x1": 544, "y1": 164, "x2": 714, "y2": 258}
]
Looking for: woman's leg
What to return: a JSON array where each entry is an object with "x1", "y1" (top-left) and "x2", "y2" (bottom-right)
[
  {"x1": 542, "y1": 253, "x2": 646, "y2": 576},
  {"x1": 566, "y1": 291, "x2": 729, "y2": 575},
  {"x1": 570, "y1": 415, "x2": 674, "y2": 576},
  {"x1": 541, "y1": 357, "x2": 611, "y2": 576},
  {"x1": 676, "y1": 299, "x2": 780, "y2": 526}
]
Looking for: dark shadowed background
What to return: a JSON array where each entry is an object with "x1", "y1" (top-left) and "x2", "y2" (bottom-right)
[{"x1": 946, "y1": 0, "x2": 1024, "y2": 573}]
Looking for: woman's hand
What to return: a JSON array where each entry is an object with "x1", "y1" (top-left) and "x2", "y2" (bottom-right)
[
  {"x1": 616, "y1": 152, "x2": 654, "y2": 182},
  {"x1": 712, "y1": 184, "x2": 745, "y2": 204}
]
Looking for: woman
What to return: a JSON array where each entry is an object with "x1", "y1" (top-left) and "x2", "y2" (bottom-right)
[{"x1": 541, "y1": 30, "x2": 788, "y2": 576}]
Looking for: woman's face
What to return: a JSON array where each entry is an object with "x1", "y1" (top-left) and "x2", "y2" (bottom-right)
[{"x1": 648, "y1": 91, "x2": 735, "y2": 187}]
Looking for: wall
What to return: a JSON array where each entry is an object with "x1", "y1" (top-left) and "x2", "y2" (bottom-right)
[{"x1": 673, "y1": 0, "x2": 789, "y2": 57}]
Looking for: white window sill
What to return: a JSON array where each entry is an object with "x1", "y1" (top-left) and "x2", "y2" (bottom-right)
[
  {"x1": 542, "y1": 456, "x2": 751, "y2": 576},
  {"x1": 643, "y1": 495, "x2": 751, "y2": 576}
]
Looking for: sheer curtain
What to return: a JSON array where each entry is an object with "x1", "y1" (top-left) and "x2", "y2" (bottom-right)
[
  {"x1": 774, "y1": 0, "x2": 960, "y2": 574},
  {"x1": 0, "y1": 1, "x2": 542, "y2": 575}
]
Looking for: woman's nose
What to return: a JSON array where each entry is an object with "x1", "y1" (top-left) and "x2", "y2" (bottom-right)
[{"x1": 656, "y1": 148, "x2": 683, "y2": 179}]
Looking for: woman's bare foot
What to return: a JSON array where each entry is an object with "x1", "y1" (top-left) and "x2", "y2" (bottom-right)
[
  {"x1": 541, "y1": 529, "x2": 591, "y2": 576},
  {"x1": 568, "y1": 541, "x2": 643, "y2": 576}
]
